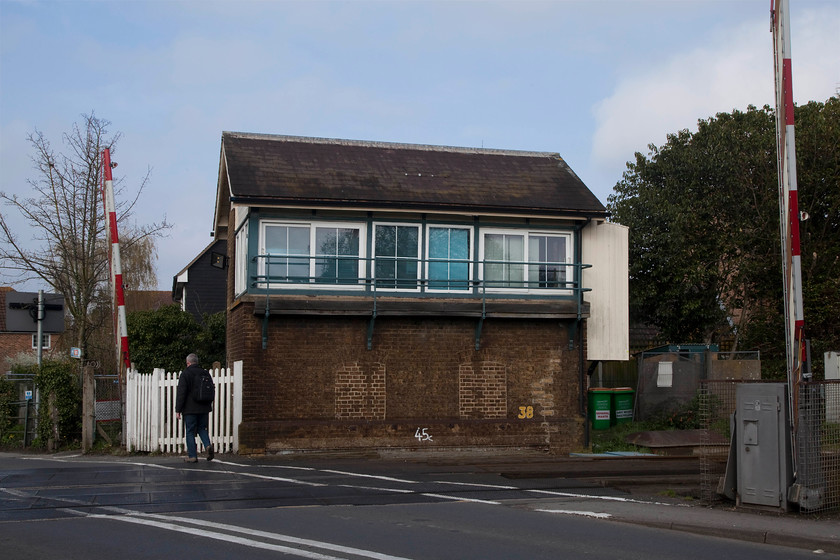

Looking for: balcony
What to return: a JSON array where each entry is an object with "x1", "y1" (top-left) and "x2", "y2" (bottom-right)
[{"x1": 241, "y1": 254, "x2": 591, "y2": 350}]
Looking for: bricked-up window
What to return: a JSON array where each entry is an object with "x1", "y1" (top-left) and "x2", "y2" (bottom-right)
[
  {"x1": 259, "y1": 221, "x2": 365, "y2": 287},
  {"x1": 427, "y1": 226, "x2": 471, "y2": 291},
  {"x1": 480, "y1": 229, "x2": 573, "y2": 293},
  {"x1": 374, "y1": 224, "x2": 420, "y2": 290}
]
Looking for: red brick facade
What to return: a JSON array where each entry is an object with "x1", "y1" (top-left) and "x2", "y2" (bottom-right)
[{"x1": 228, "y1": 300, "x2": 585, "y2": 454}]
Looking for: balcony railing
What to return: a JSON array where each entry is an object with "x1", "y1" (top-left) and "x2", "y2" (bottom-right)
[
  {"x1": 248, "y1": 254, "x2": 591, "y2": 350},
  {"x1": 251, "y1": 254, "x2": 589, "y2": 298}
]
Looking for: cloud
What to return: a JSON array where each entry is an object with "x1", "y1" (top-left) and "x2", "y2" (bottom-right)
[{"x1": 589, "y1": 6, "x2": 840, "y2": 182}]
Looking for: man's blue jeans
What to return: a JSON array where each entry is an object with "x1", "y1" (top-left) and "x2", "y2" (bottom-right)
[{"x1": 183, "y1": 413, "x2": 211, "y2": 459}]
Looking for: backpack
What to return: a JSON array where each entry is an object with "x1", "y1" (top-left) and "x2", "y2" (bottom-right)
[{"x1": 191, "y1": 369, "x2": 215, "y2": 404}]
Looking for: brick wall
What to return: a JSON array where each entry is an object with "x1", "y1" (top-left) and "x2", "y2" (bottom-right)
[
  {"x1": 1, "y1": 333, "x2": 63, "y2": 371},
  {"x1": 229, "y1": 301, "x2": 585, "y2": 455}
]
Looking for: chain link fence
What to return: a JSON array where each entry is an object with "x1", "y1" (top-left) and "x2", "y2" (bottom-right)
[
  {"x1": 794, "y1": 380, "x2": 840, "y2": 512},
  {"x1": 699, "y1": 379, "x2": 840, "y2": 513},
  {"x1": 94, "y1": 374, "x2": 122, "y2": 445}
]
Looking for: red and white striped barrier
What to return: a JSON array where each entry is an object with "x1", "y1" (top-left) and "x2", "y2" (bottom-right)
[
  {"x1": 772, "y1": 0, "x2": 807, "y2": 383},
  {"x1": 101, "y1": 148, "x2": 131, "y2": 372}
]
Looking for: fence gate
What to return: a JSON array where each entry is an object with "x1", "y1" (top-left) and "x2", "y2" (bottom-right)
[{"x1": 125, "y1": 362, "x2": 242, "y2": 454}]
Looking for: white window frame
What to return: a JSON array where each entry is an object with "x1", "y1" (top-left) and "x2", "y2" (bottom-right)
[
  {"x1": 32, "y1": 333, "x2": 51, "y2": 349},
  {"x1": 425, "y1": 224, "x2": 474, "y2": 293},
  {"x1": 258, "y1": 220, "x2": 366, "y2": 290},
  {"x1": 234, "y1": 223, "x2": 249, "y2": 296},
  {"x1": 657, "y1": 361, "x2": 674, "y2": 388},
  {"x1": 372, "y1": 222, "x2": 422, "y2": 293},
  {"x1": 479, "y1": 228, "x2": 574, "y2": 294}
]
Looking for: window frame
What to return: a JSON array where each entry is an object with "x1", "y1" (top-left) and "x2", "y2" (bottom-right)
[
  {"x1": 425, "y1": 224, "x2": 474, "y2": 293},
  {"x1": 234, "y1": 223, "x2": 249, "y2": 296},
  {"x1": 372, "y1": 222, "x2": 422, "y2": 292},
  {"x1": 657, "y1": 361, "x2": 674, "y2": 388},
  {"x1": 479, "y1": 228, "x2": 574, "y2": 294},
  {"x1": 31, "y1": 333, "x2": 51, "y2": 349},
  {"x1": 258, "y1": 219, "x2": 367, "y2": 289}
]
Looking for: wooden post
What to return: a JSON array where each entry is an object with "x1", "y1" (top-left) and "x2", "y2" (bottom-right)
[{"x1": 82, "y1": 365, "x2": 95, "y2": 452}]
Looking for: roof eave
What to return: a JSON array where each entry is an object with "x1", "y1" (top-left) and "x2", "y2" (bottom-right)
[{"x1": 229, "y1": 196, "x2": 608, "y2": 220}]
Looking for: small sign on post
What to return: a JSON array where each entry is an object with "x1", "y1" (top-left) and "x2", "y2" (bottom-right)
[
  {"x1": 25, "y1": 390, "x2": 33, "y2": 401},
  {"x1": 71, "y1": 347, "x2": 82, "y2": 359}
]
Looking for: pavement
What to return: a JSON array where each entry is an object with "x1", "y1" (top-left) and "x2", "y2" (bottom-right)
[{"x1": 4, "y1": 448, "x2": 839, "y2": 555}]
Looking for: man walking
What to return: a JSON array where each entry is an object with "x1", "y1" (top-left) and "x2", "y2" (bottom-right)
[{"x1": 175, "y1": 353, "x2": 215, "y2": 463}]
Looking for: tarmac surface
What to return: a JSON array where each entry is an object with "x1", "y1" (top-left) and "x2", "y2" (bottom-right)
[
  {"x1": 3, "y1": 448, "x2": 839, "y2": 555},
  {"x1": 295, "y1": 448, "x2": 840, "y2": 555}
]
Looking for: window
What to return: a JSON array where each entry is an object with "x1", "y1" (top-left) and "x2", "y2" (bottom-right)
[
  {"x1": 259, "y1": 221, "x2": 365, "y2": 287},
  {"x1": 482, "y1": 231, "x2": 525, "y2": 289},
  {"x1": 374, "y1": 224, "x2": 419, "y2": 290},
  {"x1": 427, "y1": 226, "x2": 471, "y2": 291},
  {"x1": 250, "y1": 220, "x2": 575, "y2": 295},
  {"x1": 315, "y1": 226, "x2": 360, "y2": 284},
  {"x1": 657, "y1": 361, "x2": 674, "y2": 388},
  {"x1": 481, "y1": 229, "x2": 572, "y2": 292},
  {"x1": 528, "y1": 234, "x2": 568, "y2": 288},
  {"x1": 264, "y1": 224, "x2": 310, "y2": 282},
  {"x1": 32, "y1": 334, "x2": 50, "y2": 349},
  {"x1": 235, "y1": 225, "x2": 249, "y2": 295}
]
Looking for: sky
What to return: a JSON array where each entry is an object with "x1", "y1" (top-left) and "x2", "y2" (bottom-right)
[{"x1": 1, "y1": 0, "x2": 838, "y2": 292}]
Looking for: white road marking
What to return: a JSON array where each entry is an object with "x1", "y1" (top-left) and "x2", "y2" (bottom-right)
[
  {"x1": 16, "y1": 453, "x2": 673, "y2": 509},
  {"x1": 124, "y1": 511, "x2": 415, "y2": 560},
  {"x1": 433, "y1": 480, "x2": 518, "y2": 490},
  {"x1": 536, "y1": 509, "x2": 613, "y2": 519},
  {"x1": 92, "y1": 514, "x2": 380, "y2": 560},
  {"x1": 321, "y1": 469, "x2": 419, "y2": 484},
  {"x1": 213, "y1": 459, "x2": 316, "y2": 471},
  {"x1": 526, "y1": 488, "x2": 671, "y2": 505},
  {"x1": 19, "y1": 456, "x2": 325, "y2": 486},
  {"x1": 420, "y1": 493, "x2": 500, "y2": 505},
  {"x1": 336, "y1": 484, "x2": 414, "y2": 493}
]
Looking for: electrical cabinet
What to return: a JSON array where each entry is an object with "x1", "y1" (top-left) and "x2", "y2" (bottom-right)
[{"x1": 736, "y1": 383, "x2": 793, "y2": 508}]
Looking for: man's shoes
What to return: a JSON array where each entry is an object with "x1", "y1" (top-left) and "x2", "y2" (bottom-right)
[
  {"x1": 207, "y1": 444, "x2": 215, "y2": 462},
  {"x1": 183, "y1": 457, "x2": 198, "y2": 463}
]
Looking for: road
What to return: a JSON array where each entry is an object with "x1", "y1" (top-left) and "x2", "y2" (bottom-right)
[{"x1": 0, "y1": 451, "x2": 833, "y2": 559}]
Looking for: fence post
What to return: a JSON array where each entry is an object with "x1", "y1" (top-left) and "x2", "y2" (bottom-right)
[
  {"x1": 233, "y1": 360, "x2": 243, "y2": 453},
  {"x1": 125, "y1": 368, "x2": 135, "y2": 451},
  {"x1": 151, "y1": 368, "x2": 162, "y2": 453},
  {"x1": 82, "y1": 366, "x2": 95, "y2": 452}
]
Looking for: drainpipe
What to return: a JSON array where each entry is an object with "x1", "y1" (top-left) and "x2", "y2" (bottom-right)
[{"x1": 575, "y1": 220, "x2": 589, "y2": 446}]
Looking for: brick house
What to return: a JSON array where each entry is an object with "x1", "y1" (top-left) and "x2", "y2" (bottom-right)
[
  {"x1": 1, "y1": 287, "x2": 63, "y2": 373},
  {"x1": 213, "y1": 132, "x2": 628, "y2": 454}
]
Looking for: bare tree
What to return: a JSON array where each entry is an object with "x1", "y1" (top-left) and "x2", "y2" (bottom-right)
[{"x1": 0, "y1": 113, "x2": 170, "y2": 364}]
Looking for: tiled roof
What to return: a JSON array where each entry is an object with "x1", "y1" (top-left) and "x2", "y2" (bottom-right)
[{"x1": 220, "y1": 133, "x2": 606, "y2": 217}]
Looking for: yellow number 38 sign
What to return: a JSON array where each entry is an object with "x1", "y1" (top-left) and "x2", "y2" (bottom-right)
[{"x1": 518, "y1": 406, "x2": 534, "y2": 419}]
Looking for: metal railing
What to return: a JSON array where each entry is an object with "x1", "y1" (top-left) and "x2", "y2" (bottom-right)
[
  {"x1": 250, "y1": 254, "x2": 591, "y2": 351},
  {"x1": 251, "y1": 254, "x2": 590, "y2": 299}
]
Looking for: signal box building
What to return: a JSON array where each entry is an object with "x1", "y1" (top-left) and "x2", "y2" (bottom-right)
[{"x1": 213, "y1": 132, "x2": 628, "y2": 454}]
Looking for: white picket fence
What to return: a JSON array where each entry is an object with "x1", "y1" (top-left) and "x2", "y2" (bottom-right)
[{"x1": 125, "y1": 361, "x2": 243, "y2": 454}]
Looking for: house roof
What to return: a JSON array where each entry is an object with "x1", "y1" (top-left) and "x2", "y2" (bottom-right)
[
  {"x1": 171, "y1": 239, "x2": 227, "y2": 299},
  {"x1": 215, "y1": 133, "x2": 606, "y2": 232}
]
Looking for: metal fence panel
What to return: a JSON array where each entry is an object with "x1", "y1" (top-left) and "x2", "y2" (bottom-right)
[{"x1": 700, "y1": 379, "x2": 840, "y2": 513}]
